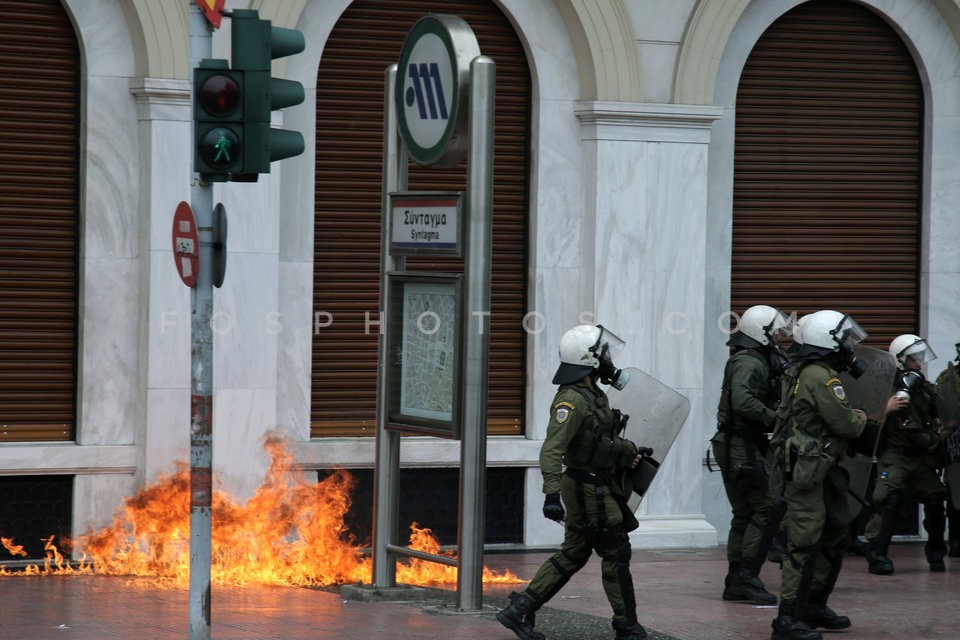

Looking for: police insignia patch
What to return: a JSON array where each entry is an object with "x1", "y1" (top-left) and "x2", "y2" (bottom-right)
[
  {"x1": 555, "y1": 407, "x2": 570, "y2": 423},
  {"x1": 832, "y1": 385, "x2": 846, "y2": 401}
]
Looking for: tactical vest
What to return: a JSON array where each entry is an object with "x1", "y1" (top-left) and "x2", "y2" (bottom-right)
[
  {"x1": 717, "y1": 347, "x2": 780, "y2": 438},
  {"x1": 883, "y1": 371, "x2": 939, "y2": 453},
  {"x1": 562, "y1": 384, "x2": 622, "y2": 475}
]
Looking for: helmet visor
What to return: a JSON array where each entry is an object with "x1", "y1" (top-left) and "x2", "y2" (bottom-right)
[
  {"x1": 834, "y1": 315, "x2": 868, "y2": 350},
  {"x1": 593, "y1": 325, "x2": 626, "y2": 364},
  {"x1": 898, "y1": 338, "x2": 937, "y2": 366},
  {"x1": 767, "y1": 310, "x2": 796, "y2": 343}
]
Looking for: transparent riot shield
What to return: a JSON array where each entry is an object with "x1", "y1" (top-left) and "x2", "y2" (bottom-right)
[
  {"x1": 936, "y1": 362, "x2": 960, "y2": 510},
  {"x1": 839, "y1": 345, "x2": 897, "y2": 516},
  {"x1": 605, "y1": 367, "x2": 690, "y2": 511}
]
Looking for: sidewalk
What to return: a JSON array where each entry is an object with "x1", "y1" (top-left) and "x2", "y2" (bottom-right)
[{"x1": 1, "y1": 543, "x2": 955, "y2": 640}]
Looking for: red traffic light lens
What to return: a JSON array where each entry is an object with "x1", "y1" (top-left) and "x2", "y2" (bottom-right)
[{"x1": 199, "y1": 74, "x2": 240, "y2": 116}]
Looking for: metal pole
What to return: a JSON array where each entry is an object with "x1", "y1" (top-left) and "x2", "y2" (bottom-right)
[
  {"x1": 456, "y1": 55, "x2": 495, "y2": 611},
  {"x1": 372, "y1": 63, "x2": 407, "y2": 588},
  {"x1": 188, "y1": 6, "x2": 213, "y2": 639}
]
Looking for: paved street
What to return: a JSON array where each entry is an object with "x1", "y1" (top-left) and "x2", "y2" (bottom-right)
[{"x1": 1, "y1": 544, "x2": 955, "y2": 640}]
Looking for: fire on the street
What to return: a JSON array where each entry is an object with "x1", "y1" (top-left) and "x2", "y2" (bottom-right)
[{"x1": 0, "y1": 434, "x2": 522, "y2": 587}]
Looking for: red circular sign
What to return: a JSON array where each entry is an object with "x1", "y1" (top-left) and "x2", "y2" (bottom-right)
[{"x1": 173, "y1": 201, "x2": 200, "y2": 287}]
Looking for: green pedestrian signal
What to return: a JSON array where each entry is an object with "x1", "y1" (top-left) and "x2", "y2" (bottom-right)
[{"x1": 193, "y1": 60, "x2": 244, "y2": 180}]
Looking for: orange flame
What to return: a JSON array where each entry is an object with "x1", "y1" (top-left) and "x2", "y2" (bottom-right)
[{"x1": 0, "y1": 433, "x2": 523, "y2": 588}]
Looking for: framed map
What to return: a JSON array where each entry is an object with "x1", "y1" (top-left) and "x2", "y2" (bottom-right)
[{"x1": 385, "y1": 273, "x2": 462, "y2": 438}]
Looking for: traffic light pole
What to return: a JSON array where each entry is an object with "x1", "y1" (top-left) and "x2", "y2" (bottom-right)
[{"x1": 188, "y1": 5, "x2": 214, "y2": 640}]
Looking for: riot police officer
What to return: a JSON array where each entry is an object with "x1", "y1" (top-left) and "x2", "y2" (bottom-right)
[
  {"x1": 712, "y1": 305, "x2": 793, "y2": 605},
  {"x1": 934, "y1": 342, "x2": 960, "y2": 557},
  {"x1": 496, "y1": 325, "x2": 650, "y2": 640},
  {"x1": 770, "y1": 310, "x2": 885, "y2": 640},
  {"x1": 865, "y1": 334, "x2": 946, "y2": 574}
]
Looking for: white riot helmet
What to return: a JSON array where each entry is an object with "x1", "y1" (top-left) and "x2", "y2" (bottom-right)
[
  {"x1": 553, "y1": 324, "x2": 630, "y2": 389},
  {"x1": 888, "y1": 334, "x2": 936, "y2": 370},
  {"x1": 729, "y1": 305, "x2": 794, "y2": 347},
  {"x1": 792, "y1": 314, "x2": 811, "y2": 345},
  {"x1": 798, "y1": 310, "x2": 867, "y2": 353}
]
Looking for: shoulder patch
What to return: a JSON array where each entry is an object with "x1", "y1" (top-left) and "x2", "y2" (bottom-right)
[
  {"x1": 554, "y1": 400, "x2": 576, "y2": 411},
  {"x1": 830, "y1": 383, "x2": 846, "y2": 401},
  {"x1": 825, "y1": 377, "x2": 842, "y2": 386},
  {"x1": 555, "y1": 406, "x2": 571, "y2": 423}
]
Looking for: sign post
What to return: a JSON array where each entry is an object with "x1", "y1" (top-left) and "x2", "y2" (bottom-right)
[{"x1": 370, "y1": 13, "x2": 495, "y2": 613}]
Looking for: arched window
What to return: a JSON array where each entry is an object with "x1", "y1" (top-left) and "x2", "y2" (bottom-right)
[{"x1": 312, "y1": 0, "x2": 531, "y2": 437}]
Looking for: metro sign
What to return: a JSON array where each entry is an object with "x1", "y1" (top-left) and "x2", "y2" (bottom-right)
[{"x1": 395, "y1": 14, "x2": 480, "y2": 168}]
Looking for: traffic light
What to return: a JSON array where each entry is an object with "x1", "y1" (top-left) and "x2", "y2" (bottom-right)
[
  {"x1": 230, "y1": 9, "x2": 305, "y2": 177},
  {"x1": 193, "y1": 59, "x2": 244, "y2": 181}
]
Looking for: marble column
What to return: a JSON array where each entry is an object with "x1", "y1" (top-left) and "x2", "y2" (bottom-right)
[{"x1": 575, "y1": 101, "x2": 723, "y2": 547}]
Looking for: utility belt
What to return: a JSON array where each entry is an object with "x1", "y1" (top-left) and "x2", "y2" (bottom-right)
[
  {"x1": 565, "y1": 467, "x2": 609, "y2": 486},
  {"x1": 724, "y1": 428, "x2": 770, "y2": 451}
]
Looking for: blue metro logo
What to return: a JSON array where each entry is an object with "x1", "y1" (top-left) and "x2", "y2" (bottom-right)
[{"x1": 405, "y1": 62, "x2": 449, "y2": 120}]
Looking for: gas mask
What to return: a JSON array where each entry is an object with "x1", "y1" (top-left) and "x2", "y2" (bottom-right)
[
  {"x1": 838, "y1": 345, "x2": 868, "y2": 379},
  {"x1": 893, "y1": 370, "x2": 924, "y2": 401},
  {"x1": 592, "y1": 326, "x2": 630, "y2": 390},
  {"x1": 598, "y1": 357, "x2": 630, "y2": 390}
]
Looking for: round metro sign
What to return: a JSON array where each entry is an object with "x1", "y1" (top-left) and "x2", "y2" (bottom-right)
[{"x1": 395, "y1": 14, "x2": 480, "y2": 168}]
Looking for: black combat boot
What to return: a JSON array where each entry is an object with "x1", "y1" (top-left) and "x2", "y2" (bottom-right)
[
  {"x1": 770, "y1": 601, "x2": 822, "y2": 640},
  {"x1": 847, "y1": 535, "x2": 868, "y2": 557},
  {"x1": 949, "y1": 538, "x2": 960, "y2": 558},
  {"x1": 866, "y1": 542, "x2": 894, "y2": 575},
  {"x1": 767, "y1": 531, "x2": 787, "y2": 564},
  {"x1": 496, "y1": 591, "x2": 544, "y2": 640},
  {"x1": 723, "y1": 567, "x2": 777, "y2": 605},
  {"x1": 922, "y1": 497, "x2": 947, "y2": 571},
  {"x1": 926, "y1": 548, "x2": 946, "y2": 572},
  {"x1": 612, "y1": 618, "x2": 647, "y2": 640},
  {"x1": 722, "y1": 561, "x2": 740, "y2": 589},
  {"x1": 801, "y1": 591, "x2": 850, "y2": 630}
]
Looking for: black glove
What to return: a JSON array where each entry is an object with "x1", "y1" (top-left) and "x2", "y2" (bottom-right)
[
  {"x1": 542, "y1": 492, "x2": 565, "y2": 522},
  {"x1": 637, "y1": 446, "x2": 654, "y2": 457}
]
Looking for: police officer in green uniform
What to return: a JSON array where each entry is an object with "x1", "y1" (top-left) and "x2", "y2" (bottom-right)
[
  {"x1": 935, "y1": 342, "x2": 960, "y2": 557},
  {"x1": 496, "y1": 325, "x2": 650, "y2": 640},
  {"x1": 865, "y1": 334, "x2": 946, "y2": 574},
  {"x1": 770, "y1": 310, "x2": 886, "y2": 640},
  {"x1": 712, "y1": 305, "x2": 793, "y2": 604}
]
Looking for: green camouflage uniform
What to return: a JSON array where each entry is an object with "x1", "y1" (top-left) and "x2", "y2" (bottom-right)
[
  {"x1": 935, "y1": 365, "x2": 960, "y2": 551},
  {"x1": 777, "y1": 360, "x2": 866, "y2": 611},
  {"x1": 711, "y1": 348, "x2": 782, "y2": 574},
  {"x1": 521, "y1": 380, "x2": 640, "y2": 627},
  {"x1": 866, "y1": 371, "x2": 946, "y2": 564}
]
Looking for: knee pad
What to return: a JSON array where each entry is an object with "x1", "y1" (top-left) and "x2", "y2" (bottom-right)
[{"x1": 597, "y1": 530, "x2": 631, "y2": 565}]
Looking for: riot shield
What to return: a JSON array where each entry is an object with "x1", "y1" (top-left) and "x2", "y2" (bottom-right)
[
  {"x1": 839, "y1": 345, "x2": 898, "y2": 516},
  {"x1": 605, "y1": 367, "x2": 691, "y2": 511},
  {"x1": 936, "y1": 362, "x2": 960, "y2": 510}
]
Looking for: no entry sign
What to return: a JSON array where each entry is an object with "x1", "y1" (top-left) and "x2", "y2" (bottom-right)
[{"x1": 173, "y1": 201, "x2": 200, "y2": 287}]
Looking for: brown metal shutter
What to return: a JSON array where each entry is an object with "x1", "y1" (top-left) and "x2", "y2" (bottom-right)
[
  {"x1": 732, "y1": 0, "x2": 922, "y2": 348},
  {"x1": 0, "y1": 0, "x2": 80, "y2": 442},
  {"x1": 313, "y1": 1, "x2": 530, "y2": 437}
]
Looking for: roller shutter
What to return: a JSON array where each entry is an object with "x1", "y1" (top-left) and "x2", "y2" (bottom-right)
[
  {"x1": 732, "y1": 0, "x2": 922, "y2": 348},
  {"x1": 313, "y1": 1, "x2": 530, "y2": 437},
  {"x1": 0, "y1": 0, "x2": 80, "y2": 442}
]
